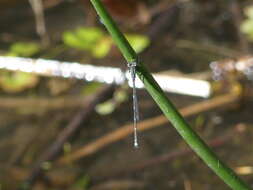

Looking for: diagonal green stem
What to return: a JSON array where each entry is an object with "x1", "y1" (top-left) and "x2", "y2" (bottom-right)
[{"x1": 90, "y1": 0, "x2": 251, "y2": 189}]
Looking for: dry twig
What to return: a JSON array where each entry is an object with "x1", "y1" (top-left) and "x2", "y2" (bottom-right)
[
  {"x1": 102, "y1": 127, "x2": 236, "y2": 178},
  {"x1": 0, "y1": 96, "x2": 93, "y2": 110},
  {"x1": 58, "y1": 93, "x2": 240, "y2": 164},
  {"x1": 21, "y1": 85, "x2": 115, "y2": 189}
]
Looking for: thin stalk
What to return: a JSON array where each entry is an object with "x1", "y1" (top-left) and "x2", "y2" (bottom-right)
[{"x1": 89, "y1": 0, "x2": 251, "y2": 189}]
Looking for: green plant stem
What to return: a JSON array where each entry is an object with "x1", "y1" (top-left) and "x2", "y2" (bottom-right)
[{"x1": 90, "y1": 0, "x2": 251, "y2": 189}]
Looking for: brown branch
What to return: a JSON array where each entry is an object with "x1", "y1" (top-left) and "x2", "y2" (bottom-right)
[
  {"x1": 96, "y1": 126, "x2": 237, "y2": 180},
  {"x1": 20, "y1": 85, "x2": 115, "y2": 189},
  {"x1": 175, "y1": 40, "x2": 242, "y2": 58},
  {"x1": 58, "y1": 93, "x2": 240, "y2": 164},
  {"x1": 0, "y1": 96, "x2": 93, "y2": 110}
]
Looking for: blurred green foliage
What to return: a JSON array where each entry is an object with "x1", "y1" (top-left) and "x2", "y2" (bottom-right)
[
  {"x1": 0, "y1": 42, "x2": 41, "y2": 93},
  {"x1": 95, "y1": 99, "x2": 116, "y2": 115},
  {"x1": 63, "y1": 27, "x2": 150, "y2": 58},
  {"x1": 0, "y1": 28, "x2": 150, "y2": 93},
  {"x1": 81, "y1": 82, "x2": 103, "y2": 96},
  {"x1": 95, "y1": 88, "x2": 128, "y2": 115},
  {"x1": 125, "y1": 34, "x2": 150, "y2": 53},
  {"x1": 241, "y1": 6, "x2": 253, "y2": 41},
  {"x1": 6, "y1": 42, "x2": 41, "y2": 57},
  {"x1": 63, "y1": 28, "x2": 104, "y2": 50},
  {"x1": 0, "y1": 72, "x2": 38, "y2": 93},
  {"x1": 71, "y1": 175, "x2": 90, "y2": 190}
]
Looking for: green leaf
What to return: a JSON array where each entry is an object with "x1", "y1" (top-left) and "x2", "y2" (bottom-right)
[
  {"x1": 0, "y1": 72, "x2": 39, "y2": 93},
  {"x1": 71, "y1": 175, "x2": 90, "y2": 190},
  {"x1": 245, "y1": 6, "x2": 253, "y2": 19},
  {"x1": 241, "y1": 20, "x2": 253, "y2": 40},
  {"x1": 62, "y1": 27, "x2": 149, "y2": 57},
  {"x1": 95, "y1": 100, "x2": 116, "y2": 115},
  {"x1": 114, "y1": 89, "x2": 128, "y2": 103},
  {"x1": 126, "y1": 34, "x2": 150, "y2": 53},
  {"x1": 63, "y1": 31, "x2": 86, "y2": 50},
  {"x1": 7, "y1": 42, "x2": 40, "y2": 57},
  {"x1": 92, "y1": 37, "x2": 112, "y2": 58},
  {"x1": 62, "y1": 27, "x2": 104, "y2": 50},
  {"x1": 81, "y1": 82, "x2": 102, "y2": 96},
  {"x1": 76, "y1": 27, "x2": 104, "y2": 44},
  {"x1": 241, "y1": 6, "x2": 253, "y2": 41}
]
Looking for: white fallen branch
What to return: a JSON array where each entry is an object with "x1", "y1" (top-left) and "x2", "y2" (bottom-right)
[{"x1": 0, "y1": 56, "x2": 211, "y2": 98}]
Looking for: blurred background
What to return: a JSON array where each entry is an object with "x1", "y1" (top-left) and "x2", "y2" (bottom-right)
[{"x1": 1, "y1": 0, "x2": 253, "y2": 189}]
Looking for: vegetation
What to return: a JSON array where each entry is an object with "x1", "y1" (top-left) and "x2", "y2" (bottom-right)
[
  {"x1": 0, "y1": 0, "x2": 253, "y2": 189},
  {"x1": 90, "y1": 0, "x2": 251, "y2": 189}
]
